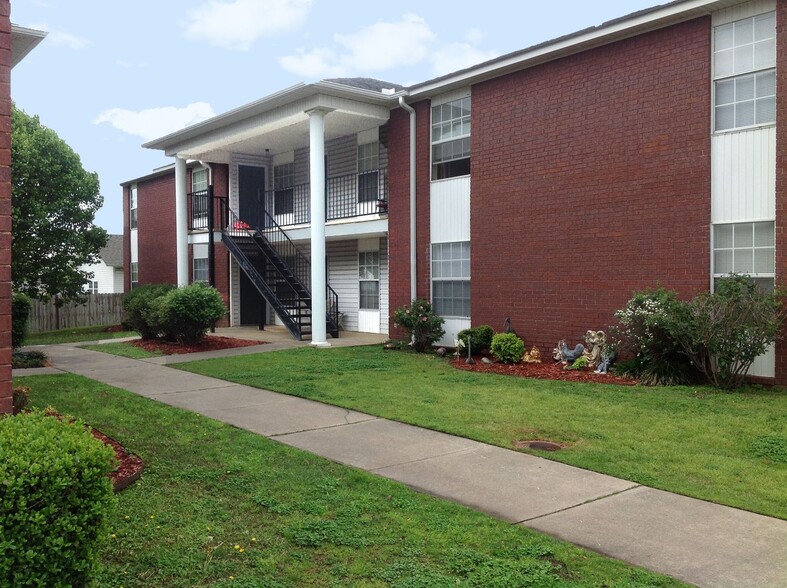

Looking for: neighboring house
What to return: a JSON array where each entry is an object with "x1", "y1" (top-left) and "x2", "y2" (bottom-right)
[
  {"x1": 80, "y1": 234, "x2": 125, "y2": 294},
  {"x1": 125, "y1": 0, "x2": 787, "y2": 383},
  {"x1": 1, "y1": 14, "x2": 46, "y2": 413}
]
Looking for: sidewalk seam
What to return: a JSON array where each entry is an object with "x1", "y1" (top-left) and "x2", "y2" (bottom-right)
[
  {"x1": 269, "y1": 415, "x2": 380, "y2": 437},
  {"x1": 515, "y1": 484, "x2": 642, "y2": 525}
]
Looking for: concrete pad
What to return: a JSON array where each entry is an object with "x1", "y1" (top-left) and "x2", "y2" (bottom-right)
[
  {"x1": 375, "y1": 444, "x2": 637, "y2": 522},
  {"x1": 276, "y1": 418, "x2": 480, "y2": 470},
  {"x1": 148, "y1": 385, "x2": 283, "y2": 411},
  {"x1": 527, "y1": 486, "x2": 787, "y2": 588},
  {"x1": 203, "y1": 395, "x2": 377, "y2": 436}
]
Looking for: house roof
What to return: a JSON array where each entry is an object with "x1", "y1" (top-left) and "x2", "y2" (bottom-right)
[
  {"x1": 11, "y1": 24, "x2": 46, "y2": 68},
  {"x1": 142, "y1": 0, "x2": 739, "y2": 156},
  {"x1": 99, "y1": 235, "x2": 124, "y2": 268}
]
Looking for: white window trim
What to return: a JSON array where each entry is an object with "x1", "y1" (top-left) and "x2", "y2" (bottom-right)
[
  {"x1": 710, "y1": 220, "x2": 775, "y2": 291},
  {"x1": 430, "y1": 241, "x2": 471, "y2": 318},
  {"x1": 430, "y1": 90, "x2": 471, "y2": 182}
]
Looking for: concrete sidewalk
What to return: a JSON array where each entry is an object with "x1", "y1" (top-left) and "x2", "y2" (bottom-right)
[{"x1": 21, "y1": 342, "x2": 787, "y2": 588}]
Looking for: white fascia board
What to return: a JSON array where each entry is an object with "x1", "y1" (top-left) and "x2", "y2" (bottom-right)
[
  {"x1": 11, "y1": 24, "x2": 47, "y2": 68},
  {"x1": 144, "y1": 82, "x2": 398, "y2": 154},
  {"x1": 407, "y1": 0, "x2": 736, "y2": 99}
]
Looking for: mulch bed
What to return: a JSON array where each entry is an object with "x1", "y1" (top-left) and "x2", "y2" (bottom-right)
[
  {"x1": 450, "y1": 356, "x2": 636, "y2": 386},
  {"x1": 91, "y1": 428, "x2": 144, "y2": 493},
  {"x1": 130, "y1": 335, "x2": 266, "y2": 355}
]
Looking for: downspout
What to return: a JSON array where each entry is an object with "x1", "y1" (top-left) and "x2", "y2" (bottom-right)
[{"x1": 398, "y1": 96, "x2": 417, "y2": 301}]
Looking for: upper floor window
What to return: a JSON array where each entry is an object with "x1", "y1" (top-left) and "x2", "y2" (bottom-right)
[
  {"x1": 274, "y1": 163, "x2": 294, "y2": 216},
  {"x1": 130, "y1": 185, "x2": 138, "y2": 229},
  {"x1": 431, "y1": 96, "x2": 470, "y2": 180},
  {"x1": 358, "y1": 141, "x2": 379, "y2": 204},
  {"x1": 192, "y1": 168, "x2": 208, "y2": 193},
  {"x1": 714, "y1": 12, "x2": 776, "y2": 132}
]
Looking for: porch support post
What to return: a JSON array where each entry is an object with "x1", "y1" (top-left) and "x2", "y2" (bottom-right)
[
  {"x1": 175, "y1": 156, "x2": 189, "y2": 287},
  {"x1": 307, "y1": 107, "x2": 332, "y2": 347}
]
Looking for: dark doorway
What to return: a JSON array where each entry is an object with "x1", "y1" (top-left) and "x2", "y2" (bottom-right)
[
  {"x1": 239, "y1": 165, "x2": 266, "y2": 326},
  {"x1": 239, "y1": 165, "x2": 265, "y2": 230}
]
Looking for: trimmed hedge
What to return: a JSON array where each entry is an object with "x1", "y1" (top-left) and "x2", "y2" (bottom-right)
[
  {"x1": 150, "y1": 283, "x2": 227, "y2": 345},
  {"x1": 0, "y1": 411, "x2": 116, "y2": 587},
  {"x1": 457, "y1": 325, "x2": 494, "y2": 354},
  {"x1": 123, "y1": 283, "x2": 175, "y2": 339},
  {"x1": 490, "y1": 332, "x2": 526, "y2": 364}
]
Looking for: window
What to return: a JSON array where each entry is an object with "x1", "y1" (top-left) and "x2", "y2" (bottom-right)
[
  {"x1": 357, "y1": 142, "x2": 379, "y2": 203},
  {"x1": 359, "y1": 251, "x2": 380, "y2": 310},
  {"x1": 130, "y1": 262, "x2": 139, "y2": 290},
  {"x1": 191, "y1": 168, "x2": 209, "y2": 228},
  {"x1": 713, "y1": 221, "x2": 774, "y2": 291},
  {"x1": 274, "y1": 163, "x2": 294, "y2": 215},
  {"x1": 87, "y1": 280, "x2": 98, "y2": 294},
  {"x1": 193, "y1": 257, "x2": 209, "y2": 284},
  {"x1": 431, "y1": 241, "x2": 470, "y2": 317},
  {"x1": 130, "y1": 185, "x2": 138, "y2": 229},
  {"x1": 431, "y1": 96, "x2": 470, "y2": 180},
  {"x1": 714, "y1": 12, "x2": 776, "y2": 131}
]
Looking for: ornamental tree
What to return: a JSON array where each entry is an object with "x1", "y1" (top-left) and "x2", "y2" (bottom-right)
[{"x1": 11, "y1": 105, "x2": 107, "y2": 302}]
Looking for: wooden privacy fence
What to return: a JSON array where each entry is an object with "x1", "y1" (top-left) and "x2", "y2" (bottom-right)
[{"x1": 28, "y1": 293, "x2": 125, "y2": 333}]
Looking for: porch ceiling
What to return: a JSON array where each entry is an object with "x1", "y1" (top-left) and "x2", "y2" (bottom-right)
[{"x1": 147, "y1": 86, "x2": 394, "y2": 164}]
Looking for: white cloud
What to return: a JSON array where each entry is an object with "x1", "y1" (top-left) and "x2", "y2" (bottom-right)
[
  {"x1": 29, "y1": 22, "x2": 89, "y2": 49},
  {"x1": 430, "y1": 43, "x2": 498, "y2": 77},
  {"x1": 279, "y1": 13, "x2": 435, "y2": 78},
  {"x1": 92, "y1": 103, "x2": 216, "y2": 141},
  {"x1": 465, "y1": 28, "x2": 486, "y2": 45},
  {"x1": 183, "y1": 0, "x2": 312, "y2": 51}
]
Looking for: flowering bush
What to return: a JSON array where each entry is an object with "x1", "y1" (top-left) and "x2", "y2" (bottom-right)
[
  {"x1": 393, "y1": 299, "x2": 445, "y2": 352},
  {"x1": 614, "y1": 288, "x2": 695, "y2": 385},
  {"x1": 233, "y1": 220, "x2": 251, "y2": 230}
]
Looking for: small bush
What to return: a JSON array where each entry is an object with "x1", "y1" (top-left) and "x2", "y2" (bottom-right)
[
  {"x1": 392, "y1": 299, "x2": 445, "y2": 352},
  {"x1": 566, "y1": 356, "x2": 589, "y2": 371},
  {"x1": 11, "y1": 386, "x2": 29, "y2": 415},
  {"x1": 457, "y1": 325, "x2": 494, "y2": 354},
  {"x1": 490, "y1": 333, "x2": 525, "y2": 364},
  {"x1": 154, "y1": 283, "x2": 227, "y2": 345},
  {"x1": 11, "y1": 350, "x2": 47, "y2": 369},
  {"x1": 11, "y1": 293, "x2": 32, "y2": 349},
  {"x1": 0, "y1": 411, "x2": 116, "y2": 587},
  {"x1": 123, "y1": 283, "x2": 175, "y2": 339}
]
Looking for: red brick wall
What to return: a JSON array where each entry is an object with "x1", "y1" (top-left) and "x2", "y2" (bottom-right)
[
  {"x1": 387, "y1": 101, "x2": 432, "y2": 336},
  {"x1": 0, "y1": 0, "x2": 12, "y2": 414},
  {"x1": 471, "y1": 18, "x2": 712, "y2": 352},
  {"x1": 123, "y1": 185, "x2": 131, "y2": 292},
  {"x1": 137, "y1": 173, "x2": 178, "y2": 285},
  {"x1": 776, "y1": 2, "x2": 787, "y2": 383}
]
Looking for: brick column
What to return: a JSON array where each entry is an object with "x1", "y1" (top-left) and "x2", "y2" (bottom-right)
[{"x1": 0, "y1": 0, "x2": 12, "y2": 414}]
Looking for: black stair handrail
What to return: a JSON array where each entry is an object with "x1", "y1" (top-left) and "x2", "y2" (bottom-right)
[{"x1": 217, "y1": 198, "x2": 340, "y2": 337}]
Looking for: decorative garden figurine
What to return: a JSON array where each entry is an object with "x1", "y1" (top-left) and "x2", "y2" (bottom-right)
[
  {"x1": 582, "y1": 330, "x2": 607, "y2": 368},
  {"x1": 595, "y1": 349, "x2": 616, "y2": 374},
  {"x1": 552, "y1": 340, "x2": 585, "y2": 364},
  {"x1": 466, "y1": 334, "x2": 475, "y2": 365},
  {"x1": 523, "y1": 346, "x2": 542, "y2": 363}
]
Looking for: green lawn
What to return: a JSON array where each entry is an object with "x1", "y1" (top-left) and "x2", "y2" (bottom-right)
[
  {"x1": 15, "y1": 373, "x2": 683, "y2": 588},
  {"x1": 82, "y1": 341, "x2": 162, "y2": 359},
  {"x1": 176, "y1": 346, "x2": 787, "y2": 520},
  {"x1": 25, "y1": 325, "x2": 135, "y2": 346}
]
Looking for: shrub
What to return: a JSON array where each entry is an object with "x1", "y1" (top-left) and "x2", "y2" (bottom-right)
[
  {"x1": 666, "y1": 275, "x2": 786, "y2": 390},
  {"x1": 0, "y1": 411, "x2": 116, "y2": 587},
  {"x1": 11, "y1": 350, "x2": 47, "y2": 369},
  {"x1": 392, "y1": 299, "x2": 445, "y2": 352},
  {"x1": 11, "y1": 293, "x2": 32, "y2": 349},
  {"x1": 457, "y1": 325, "x2": 494, "y2": 354},
  {"x1": 11, "y1": 386, "x2": 29, "y2": 415},
  {"x1": 153, "y1": 283, "x2": 227, "y2": 345},
  {"x1": 567, "y1": 356, "x2": 588, "y2": 371},
  {"x1": 614, "y1": 288, "x2": 696, "y2": 386},
  {"x1": 490, "y1": 333, "x2": 525, "y2": 364},
  {"x1": 123, "y1": 283, "x2": 175, "y2": 339}
]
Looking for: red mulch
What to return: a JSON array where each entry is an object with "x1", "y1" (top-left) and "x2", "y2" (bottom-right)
[
  {"x1": 91, "y1": 428, "x2": 144, "y2": 492},
  {"x1": 130, "y1": 335, "x2": 266, "y2": 355},
  {"x1": 450, "y1": 356, "x2": 636, "y2": 386}
]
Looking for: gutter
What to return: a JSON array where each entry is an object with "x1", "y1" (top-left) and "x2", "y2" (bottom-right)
[{"x1": 398, "y1": 96, "x2": 417, "y2": 301}]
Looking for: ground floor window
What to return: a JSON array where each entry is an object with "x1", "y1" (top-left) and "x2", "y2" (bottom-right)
[
  {"x1": 712, "y1": 221, "x2": 774, "y2": 291},
  {"x1": 87, "y1": 280, "x2": 98, "y2": 294},
  {"x1": 193, "y1": 257, "x2": 209, "y2": 284},
  {"x1": 431, "y1": 241, "x2": 470, "y2": 317},
  {"x1": 359, "y1": 251, "x2": 380, "y2": 310},
  {"x1": 130, "y1": 262, "x2": 139, "y2": 290}
]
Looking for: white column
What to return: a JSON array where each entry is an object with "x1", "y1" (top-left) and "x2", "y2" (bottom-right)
[
  {"x1": 174, "y1": 156, "x2": 189, "y2": 287},
  {"x1": 308, "y1": 108, "x2": 331, "y2": 347}
]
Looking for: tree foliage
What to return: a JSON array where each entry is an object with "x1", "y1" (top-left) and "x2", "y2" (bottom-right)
[{"x1": 11, "y1": 105, "x2": 107, "y2": 302}]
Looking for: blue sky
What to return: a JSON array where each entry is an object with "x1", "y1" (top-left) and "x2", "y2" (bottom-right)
[{"x1": 11, "y1": 0, "x2": 660, "y2": 234}]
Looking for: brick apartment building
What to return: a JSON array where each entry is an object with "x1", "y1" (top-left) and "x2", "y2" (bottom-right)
[
  {"x1": 125, "y1": 0, "x2": 786, "y2": 381},
  {"x1": 1, "y1": 10, "x2": 45, "y2": 414}
]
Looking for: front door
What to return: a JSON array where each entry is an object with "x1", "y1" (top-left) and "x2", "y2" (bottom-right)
[{"x1": 238, "y1": 165, "x2": 266, "y2": 326}]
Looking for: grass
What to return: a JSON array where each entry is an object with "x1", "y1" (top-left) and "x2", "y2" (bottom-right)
[
  {"x1": 82, "y1": 341, "x2": 162, "y2": 359},
  {"x1": 15, "y1": 373, "x2": 684, "y2": 588},
  {"x1": 24, "y1": 325, "x2": 135, "y2": 346},
  {"x1": 176, "y1": 346, "x2": 787, "y2": 520}
]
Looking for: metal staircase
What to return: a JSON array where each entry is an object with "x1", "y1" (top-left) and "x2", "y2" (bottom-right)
[{"x1": 219, "y1": 201, "x2": 339, "y2": 340}]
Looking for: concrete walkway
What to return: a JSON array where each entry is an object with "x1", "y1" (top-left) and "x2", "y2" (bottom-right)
[{"x1": 18, "y1": 338, "x2": 787, "y2": 588}]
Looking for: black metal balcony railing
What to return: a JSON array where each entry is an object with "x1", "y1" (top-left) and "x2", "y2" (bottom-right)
[{"x1": 188, "y1": 189, "x2": 228, "y2": 231}]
